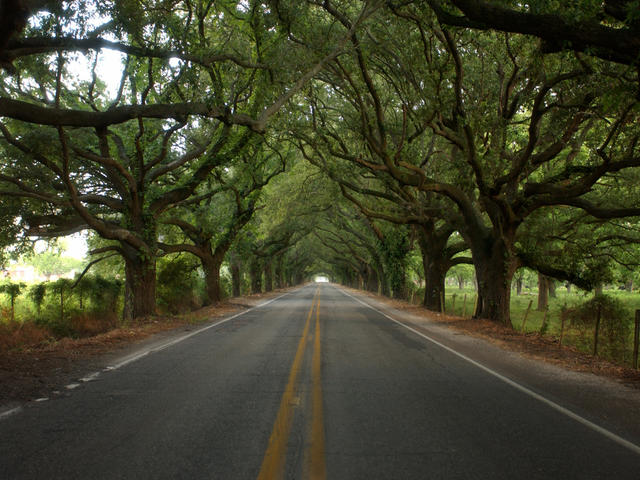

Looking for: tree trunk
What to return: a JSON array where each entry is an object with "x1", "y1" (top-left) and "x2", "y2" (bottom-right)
[
  {"x1": 537, "y1": 273, "x2": 549, "y2": 311},
  {"x1": 595, "y1": 284, "x2": 604, "y2": 296},
  {"x1": 548, "y1": 278, "x2": 557, "y2": 298},
  {"x1": 472, "y1": 234, "x2": 518, "y2": 325},
  {"x1": 264, "y1": 262, "x2": 273, "y2": 292},
  {"x1": 366, "y1": 265, "x2": 379, "y2": 292},
  {"x1": 231, "y1": 262, "x2": 241, "y2": 297},
  {"x1": 378, "y1": 267, "x2": 390, "y2": 296},
  {"x1": 457, "y1": 275, "x2": 465, "y2": 290},
  {"x1": 515, "y1": 275, "x2": 523, "y2": 295},
  {"x1": 625, "y1": 279, "x2": 633, "y2": 292},
  {"x1": 274, "y1": 257, "x2": 284, "y2": 289},
  {"x1": 203, "y1": 256, "x2": 223, "y2": 304},
  {"x1": 423, "y1": 266, "x2": 445, "y2": 311},
  {"x1": 249, "y1": 259, "x2": 262, "y2": 294},
  {"x1": 416, "y1": 223, "x2": 449, "y2": 311},
  {"x1": 124, "y1": 254, "x2": 156, "y2": 320}
]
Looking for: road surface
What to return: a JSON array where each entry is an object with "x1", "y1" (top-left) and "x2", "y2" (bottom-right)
[{"x1": 1, "y1": 284, "x2": 639, "y2": 479}]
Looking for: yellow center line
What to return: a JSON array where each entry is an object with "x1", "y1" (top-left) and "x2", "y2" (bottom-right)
[
  {"x1": 257, "y1": 288, "x2": 319, "y2": 480},
  {"x1": 310, "y1": 292, "x2": 326, "y2": 479}
]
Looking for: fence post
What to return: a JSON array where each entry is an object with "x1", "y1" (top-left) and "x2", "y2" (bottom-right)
[
  {"x1": 593, "y1": 304, "x2": 602, "y2": 357},
  {"x1": 559, "y1": 314, "x2": 566, "y2": 347},
  {"x1": 462, "y1": 294, "x2": 467, "y2": 317},
  {"x1": 451, "y1": 294, "x2": 457, "y2": 316},
  {"x1": 539, "y1": 307, "x2": 549, "y2": 335},
  {"x1": 521, "y1": 299, "x2": 533, "y2": 333},
  {"x1": 473, "y1": 294, "x2": 479, "y2": 318},
  {"x1": 440, "y1": 291, "x2": 445, "y2": 315},
  {"x1": 633, "y1": 310, "x2": 640, "y2": 370}
]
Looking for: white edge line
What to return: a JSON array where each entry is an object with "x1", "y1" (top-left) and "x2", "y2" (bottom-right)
[
  {"x1": 335, "y1": 285, "x2": 640, "y2": 456},
  {"x1": 0, "y1": 289, "x2": 301, "y2": 423},
  {"x1": 0, "y1": 406, "x2": 22, "y2": 420},
  {"x1": 107, "y1": 289, "x2": 297, "y2": 371}
]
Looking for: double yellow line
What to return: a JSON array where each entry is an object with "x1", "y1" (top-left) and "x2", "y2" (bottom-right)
[{"x1": 257, "y1": 287, "x2": 326, "y2": 480}]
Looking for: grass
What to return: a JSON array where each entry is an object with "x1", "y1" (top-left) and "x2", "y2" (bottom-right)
[
  {"x1": 441, "y1": 285, "x2": 640, "y2": 367},
  {"x1": 0, "y1": 282, "x2": 275, "y2": 352}
]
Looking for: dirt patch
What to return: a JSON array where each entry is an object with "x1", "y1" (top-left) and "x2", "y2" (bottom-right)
[
  {"x1": 0, "y1": 322, "x2": 179, "y2": 404},
  {"x1": 0, "y1": 289, "x2": 293, "y2": 406},
  {"x1": 347, "y1": 288, "x2": 640, "y2": 389}
]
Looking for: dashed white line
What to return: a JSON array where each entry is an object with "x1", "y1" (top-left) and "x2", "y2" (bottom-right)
[
  {"x1": 104, "y1": 290, "x2": 297, "y2": 371},
  {"x1": 0, "y1": 287, "x2": 307, "y2": 423},
  {"x1": 105, "y1": 289, "x2": 296, "y2": 371},
  {"x1": 80, "y1": 372, "x2": 101, "y2": 382},
  {"x1": 0, "y1": 406, "x2": 22, "y2": 420},
  {"x1": 335, "y1": 286, "x2": 640, "y2": 456}
]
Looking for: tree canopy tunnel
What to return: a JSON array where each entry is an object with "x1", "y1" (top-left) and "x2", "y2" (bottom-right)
[{"x1": 2, "y1": 1, "x2": 640, "y2": 327}]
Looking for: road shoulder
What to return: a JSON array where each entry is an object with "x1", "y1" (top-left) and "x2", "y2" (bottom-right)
[
  {"x1": 0, "y1": 288, "x2": 298, "y2": 413},
  {"x1": 336, "y1": 285, "x2": 640, "y2": 446}
]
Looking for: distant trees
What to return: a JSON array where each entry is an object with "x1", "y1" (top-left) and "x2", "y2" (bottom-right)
[
  {"x1": 158, "y1": 137, "x2": 287, "y2": 304},
  {"x1": 27, "y1": 248, "x2": 83, "y2": 279}
]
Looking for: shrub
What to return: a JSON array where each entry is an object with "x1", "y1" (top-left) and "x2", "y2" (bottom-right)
[
  {"x1": 0, "y1": 281, "x2": 25, "y2": 322},
  {"x1": 42, "y1": 278, "x2": 74, "y2": 336},
  {"x1": 0, "y1": 321, "x2": 53, "y2": 352},
  {"x1": 28, "y1": 282, "x2": 47, "y2": 316},
  {"x1": 156, "y1": 256, "x2": 201, "y2": 314},
  {"x1": 561, "y1": 294, "x2": 631, "y2": 361},
  {"x1": 73, "y1": 276, "x2": 93, "y2": 311},
  {"x1": 84, "y1": 276, "x2": 122, "y2": 314}
]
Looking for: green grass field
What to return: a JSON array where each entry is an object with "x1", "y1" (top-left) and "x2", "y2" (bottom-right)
[{"x1": 441, "y1": 285, "x2": 640, "y2": 367}]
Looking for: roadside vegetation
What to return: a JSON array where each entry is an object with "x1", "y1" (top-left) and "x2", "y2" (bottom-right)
[{"x1": 437, "y1": 285, "x2": 640, "y2": 368}]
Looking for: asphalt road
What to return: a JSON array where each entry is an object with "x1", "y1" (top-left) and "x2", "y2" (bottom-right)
[{"x1": 1, "y1": 284, "x2": 639, "y2": 479}]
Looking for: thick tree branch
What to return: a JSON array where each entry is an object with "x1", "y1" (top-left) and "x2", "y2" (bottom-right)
[
  {"x1": 4, "y1": 36, "x2": 268, "y2": 69},
  {"x1": 0, "y1": 98, "x2": 264, "y2": 131},
  {"x1": 429, "y1": 0, "x2": 640, "y2": 65}
]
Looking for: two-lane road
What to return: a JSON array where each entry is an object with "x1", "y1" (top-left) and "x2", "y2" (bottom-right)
[{"x1": 1, "y1": 284, "x2": 639, "y2": 478}]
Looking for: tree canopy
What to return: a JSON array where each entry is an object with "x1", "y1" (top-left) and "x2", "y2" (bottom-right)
[{"x1": 1, "y1": 0, "x2": 639, "y2": 326}]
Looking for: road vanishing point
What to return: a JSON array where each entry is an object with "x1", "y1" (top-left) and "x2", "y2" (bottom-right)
[{"x1": 1, "y1": 284, "x2": 640, "y2": 479}]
